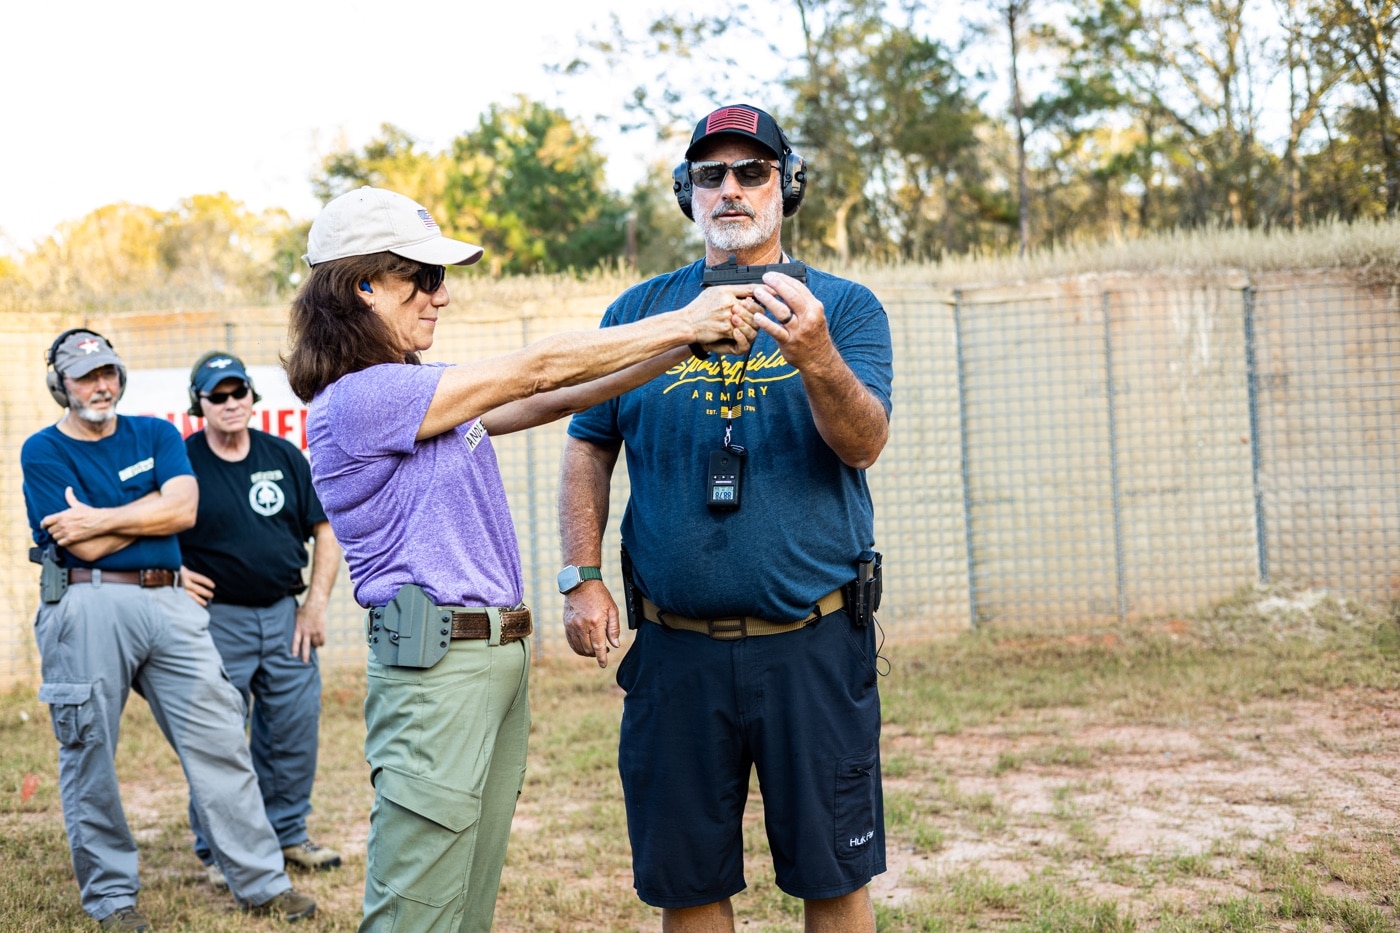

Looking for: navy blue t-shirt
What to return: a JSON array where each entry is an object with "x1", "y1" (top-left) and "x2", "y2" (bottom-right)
[
  {"x1": 179, "y1": 429, "x2": 327, "y2": 607},
  {"x1": 21, "y1": 416, "x2": 194, "y2": 571},
  {"x1": 567, "y1": 259, "x2": 893, "y2": 622}
]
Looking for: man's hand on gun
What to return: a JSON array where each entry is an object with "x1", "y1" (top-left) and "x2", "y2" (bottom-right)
[
  {"x1": 752, "y1": 271, "x2": 837, "y2": 370},
  {"x1": 686, "y1": 285, "x2": 760, "y2": 356}
]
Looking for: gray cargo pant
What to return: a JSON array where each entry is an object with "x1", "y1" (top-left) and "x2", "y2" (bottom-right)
[
  {"x1": 34, "y1": 582, "x2": 292, "y2": 922},
  {"x1": 190, "y1": 597, "x2": 322, "y2": 860}
]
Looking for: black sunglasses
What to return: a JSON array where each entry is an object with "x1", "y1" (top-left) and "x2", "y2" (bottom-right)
[
  {"x1": 688, "y1": 159, "x2": 778, "y2": 189},
  {"x1": 412, "y1": 263, "x2": 446, "y2": 294},
  {"x1": 200, "y1": 384, "x2": 251, "y2": 405}
]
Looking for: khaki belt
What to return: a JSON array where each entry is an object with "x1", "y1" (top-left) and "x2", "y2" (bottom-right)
[
  {"x1": 446, "y1": 607, "x2": 533, "y2": 644},
  {"x1": 67, "y1": 568, "x2": 179, "y2": 588},
  {"x1": 640, "y1": 588, "x2": 845, "y2": 640}
]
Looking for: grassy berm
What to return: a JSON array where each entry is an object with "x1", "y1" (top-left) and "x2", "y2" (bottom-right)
[{"x1": 2, "y1": 583, "x2": 1398, "y2": 932}]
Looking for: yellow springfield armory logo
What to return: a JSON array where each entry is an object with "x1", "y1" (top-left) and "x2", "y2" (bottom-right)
[{"x1": 663, "y1": 350, "x2": 800, "y2": 418}]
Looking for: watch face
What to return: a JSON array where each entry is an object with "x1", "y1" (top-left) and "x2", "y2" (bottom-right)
[{"x1": 558, "y1": 566, "x2": 601, "y2": 594}]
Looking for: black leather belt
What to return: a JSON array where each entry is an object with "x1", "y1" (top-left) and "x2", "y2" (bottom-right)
[{"x1": 67, "y1": 568, "x2": 179, "y2": 588}]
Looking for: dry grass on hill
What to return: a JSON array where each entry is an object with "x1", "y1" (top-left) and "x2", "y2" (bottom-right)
[
  {"x1": 5, "y1": 219, "x2": 1398, "y2": 318},
  {"x1": 842, "y1": 217, "x2": 1400, "y2": 290}
]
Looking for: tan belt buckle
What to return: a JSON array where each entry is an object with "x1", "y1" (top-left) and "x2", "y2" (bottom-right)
[{"x1": 706, "y1": 617, "x2": 747, "y2": 640}]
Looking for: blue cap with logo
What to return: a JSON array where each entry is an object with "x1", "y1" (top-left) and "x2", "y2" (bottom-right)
[{"x1": 192, "y1": 352, "x2": 253, "y2": 395}]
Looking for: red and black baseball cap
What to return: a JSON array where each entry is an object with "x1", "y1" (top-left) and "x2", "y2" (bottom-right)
[{"x1": 685, "y1": 104, "x2": 789, "y2": 160}]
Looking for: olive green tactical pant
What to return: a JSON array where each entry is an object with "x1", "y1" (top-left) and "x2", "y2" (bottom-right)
[{"x1": 359, "y1": 637, "x2": 530, "y2": 933}]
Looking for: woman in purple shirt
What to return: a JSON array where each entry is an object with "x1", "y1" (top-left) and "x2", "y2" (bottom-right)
[{"x1": 284, "y1": 186, "x2": 756, "y2": 933}]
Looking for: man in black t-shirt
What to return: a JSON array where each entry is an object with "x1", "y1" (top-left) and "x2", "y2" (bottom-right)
[{"x1": 179, "y1": 351, "x2": 343, "y2": 887}]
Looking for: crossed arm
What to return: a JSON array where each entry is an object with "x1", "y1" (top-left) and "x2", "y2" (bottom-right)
[{"x1": 41, "y1": 476, "x2": 199, "y2": 563}]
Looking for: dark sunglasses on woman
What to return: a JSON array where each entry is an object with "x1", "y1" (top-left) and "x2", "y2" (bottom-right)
[{"x1": 413, "y1": 263, "x2": 446, "y2": 294}]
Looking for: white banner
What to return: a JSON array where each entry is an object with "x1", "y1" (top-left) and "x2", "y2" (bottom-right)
[{"x1": 121, "y1": 365, "x2": 309, "y2": 451}]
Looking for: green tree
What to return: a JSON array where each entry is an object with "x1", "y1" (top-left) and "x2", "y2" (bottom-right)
[
  {"x1": 19, "y1": 203, "x2": 166, "y2": 300},
  {"x1": 312, "y1": 104, "x2": 629, "y2": 275},
  {"x1": 314, "y1": 124, "x2": 453, "y2": 220},
  {"x1": 1300, "y1": 105, "x2": 1396, "y2": 216},
  {"x1": 1277, "y1": 0, "x2": 1348, "y2": 226},
  {"x1": 446, "y1": 97, "x2": 627, "y2": 275},
  {"x1": 1311, "y1": 0, "x2": 1400, "y2": 213},
  {"x1": 8, "y1": 195, "x2": 298, "y2": 310},
  {"x1": 626, "y1": 162, "x2": 704, "y2": 276},
  {"x1": 1044, "y1": 0, "x2": 1286, "y2": 230},
  {"x1": 568, "y1": 1, "x2": 998, "y2": 260},
  {"x1": 160, "y1": 193, "x2": 295, "y2": 297}
]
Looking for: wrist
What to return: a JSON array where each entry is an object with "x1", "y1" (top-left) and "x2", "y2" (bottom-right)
[{"x1": 558, "y1": 564, "x2": 603, "y2": 594}]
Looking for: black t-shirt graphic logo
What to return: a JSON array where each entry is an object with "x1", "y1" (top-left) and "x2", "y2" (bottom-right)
[{"x1": 249, "y1": 479, "x2": 286, "y2": 516}]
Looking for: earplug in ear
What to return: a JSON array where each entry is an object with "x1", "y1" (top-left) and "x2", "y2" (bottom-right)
[{"x1": 359, "y1": 281, "x2": 373, "y2": 294}]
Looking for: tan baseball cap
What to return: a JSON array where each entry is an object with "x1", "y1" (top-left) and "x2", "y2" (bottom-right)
[{"x1": 303, "y1": 186, "x2": 484, "y2": 267}]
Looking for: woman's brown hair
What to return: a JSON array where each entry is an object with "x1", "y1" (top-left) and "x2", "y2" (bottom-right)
[{"x1": 283, "y1": 252, "x2": 430, "y2": 402}]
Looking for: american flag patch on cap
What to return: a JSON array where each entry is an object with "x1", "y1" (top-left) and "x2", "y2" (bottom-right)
[
  {"x1": 705, "y1": 108, "x2": 761, "y2": 134},
  {"x1": 417, "y1": 208, "x2": 439, "y2": 231}
]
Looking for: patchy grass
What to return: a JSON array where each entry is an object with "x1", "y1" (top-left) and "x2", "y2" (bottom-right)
[{"x1": 2, "y1": 584, "x2": 1398, "y2": 930}]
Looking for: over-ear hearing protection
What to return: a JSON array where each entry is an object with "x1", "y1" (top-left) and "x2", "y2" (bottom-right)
[
  {"x1": 187, "y1": 350, "x2": 262, "y2": 416},
  {"x1": 45, "y1": 328, "x2": 126, "y2": 408},
  {"x1": 673, "y1": 140, "x2": 807, "y2": 221}
]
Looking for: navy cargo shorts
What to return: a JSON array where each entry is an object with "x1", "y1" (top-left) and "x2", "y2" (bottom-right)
[{"x1": 615, "y1": 607, "x2": 885, "y2": 907}]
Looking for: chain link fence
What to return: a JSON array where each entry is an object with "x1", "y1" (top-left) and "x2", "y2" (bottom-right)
[{"x1": 1, "y1": 272, "x2": 1395, "y2": 683}]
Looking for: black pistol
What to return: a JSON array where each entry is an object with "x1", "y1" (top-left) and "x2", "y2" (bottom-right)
[{"x1": 701, "y1": 253, "x2": 808, "y2": 288}]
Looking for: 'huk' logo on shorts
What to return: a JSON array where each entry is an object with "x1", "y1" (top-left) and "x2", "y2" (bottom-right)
[{"x1": 849, "y1": 830, "x2": 875, "y2": 848}]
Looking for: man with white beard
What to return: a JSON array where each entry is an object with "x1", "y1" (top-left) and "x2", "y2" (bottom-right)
[
  {"x1": 21, "y1": 329, "x2": 316, "y2": 930},
  {"x1": 559, "y1": 105, "x2": 893, "y2": 932}
]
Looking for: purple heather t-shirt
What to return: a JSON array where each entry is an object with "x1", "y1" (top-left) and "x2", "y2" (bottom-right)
[{"x1": 306, "y1": 362, "x2": 522, "y2": 609}]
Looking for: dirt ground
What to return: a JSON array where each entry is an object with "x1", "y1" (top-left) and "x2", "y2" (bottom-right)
[
  {"x1": 97, "y1": 629, "x2": 1400, "y2": 929},
  {"x1": 870, "y1": 687, "x2": 1400, "y2": 921}
]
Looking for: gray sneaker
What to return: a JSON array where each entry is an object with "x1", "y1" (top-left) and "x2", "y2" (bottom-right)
[
  {"x1": 204, "y1": 861, "x2": 228, "y2": 890},
  {"x1": 97, "y1": 906, "x2": 150, "y2": 930},
  {"x1": 281, "y1": 840, "x2": 342, "y2": 872},
  {"x1": 246, "y1": 888, "x2": 317, "y2": 922}
]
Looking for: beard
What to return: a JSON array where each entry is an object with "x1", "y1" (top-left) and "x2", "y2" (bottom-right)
[
  {"x1": 71, "y1": 391, "x2": 116, "y2": 424},
  {"x1": 695, "y1": 193, "x2": 783, "y2": 253}
]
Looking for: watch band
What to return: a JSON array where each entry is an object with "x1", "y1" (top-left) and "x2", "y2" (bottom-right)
[{"x1": 558, "y1": 564, "x2": 603, "y2": 594}]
